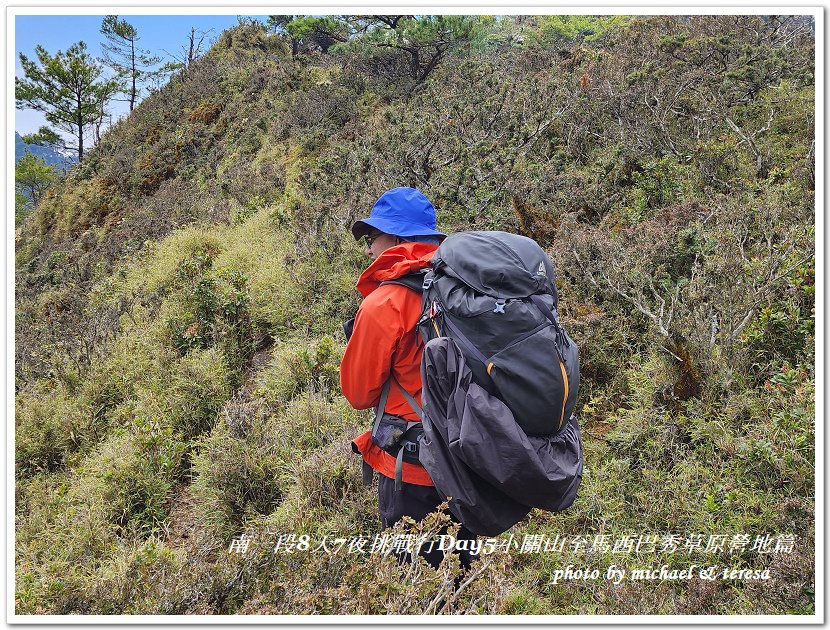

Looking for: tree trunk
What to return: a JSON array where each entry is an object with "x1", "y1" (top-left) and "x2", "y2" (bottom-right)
[
  {"x1": 77, "y1": 97, "x2": 84, "y2": 161},
  {"x1": 409, "y1": 48, "x2": 420, "y2": 80},
  {"x1": 130, "y1": 39, "x2": 137, "y2": 111},
  {"x1": 188, "y1": 28, "x2": 196, "y2": 68}
]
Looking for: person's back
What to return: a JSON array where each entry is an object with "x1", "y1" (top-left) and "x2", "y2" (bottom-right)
[
  {"x1": 341, "y1": 239, "x2": 436, "y2": 485},
  {"x1": 340, "y1": 187, "x2": 476, "y2": 568}
]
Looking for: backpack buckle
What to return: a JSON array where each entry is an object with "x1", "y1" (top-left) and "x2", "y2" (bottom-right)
[
  {"x1": 422, "y1": 277, "x2": 433, "y2": 290},
  {"x1": 494, "y1": 299, "x2": 506, "y2": 314}
]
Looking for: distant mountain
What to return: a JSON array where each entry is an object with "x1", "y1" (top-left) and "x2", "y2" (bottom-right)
[{"x1": 15, "y1": 132, "x2": 76, "y2": 168}]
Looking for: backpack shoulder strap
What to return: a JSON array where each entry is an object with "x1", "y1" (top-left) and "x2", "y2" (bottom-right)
[
  {"x1": 393, "y1": 378, "x2": 424, "y2": 419},
  {"x1": 380, "y1": 270, "x2": 431, "y2": 333},
  {"x1": 372, "y1": 376, "x2": 424, "y2": 433},
  {"x1": 379, "y1": 269, "x2": 429, "y2": 294}
]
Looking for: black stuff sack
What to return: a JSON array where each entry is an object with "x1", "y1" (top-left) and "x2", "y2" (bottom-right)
[{"x1": 418, "y1": 337, "x2": 582, "y2": 536}]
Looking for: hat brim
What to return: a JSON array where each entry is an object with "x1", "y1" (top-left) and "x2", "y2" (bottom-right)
[{"x1": 351, "y1": 217, "x2": 446, "y2": 241}]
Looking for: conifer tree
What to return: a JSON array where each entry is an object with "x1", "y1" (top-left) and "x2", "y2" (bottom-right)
[
  {"x1": 16, "y1": 42, "x2": 119, "y2": 160},
  {"x1": 345, "y1": 16, "x2": 486, "y2": 82},
  {"x1": 100, "y1": 15, "x2": 162, "y2": 111},
  {"x1": 267, "y1": 15, "x2": 347, "y2": 56}
]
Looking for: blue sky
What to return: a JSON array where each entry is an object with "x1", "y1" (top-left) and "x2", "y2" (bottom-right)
[{"x1": 14, "y1": 13, "x2": 270, "y2": 137}]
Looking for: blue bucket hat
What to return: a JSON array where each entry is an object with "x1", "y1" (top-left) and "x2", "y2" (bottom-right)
[{"x1": 351, "y1": 187, "x2": 446, "y2": 241}]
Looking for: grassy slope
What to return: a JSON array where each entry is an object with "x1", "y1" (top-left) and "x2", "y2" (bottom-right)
[{"x1": 15, "y1": 17, "x2": 815, "y2": 614}]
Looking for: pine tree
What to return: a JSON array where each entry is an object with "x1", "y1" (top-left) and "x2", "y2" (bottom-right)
[
  {"x1": 100, "y1": 15, "x2": 162, "y2": 111},
  {"x1": 16, "y1": 42, "x2": 120, "y2": 160}
]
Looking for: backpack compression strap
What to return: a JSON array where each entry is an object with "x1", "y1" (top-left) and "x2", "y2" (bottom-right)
[
  {"x1": 435, "y1": 295, "x2": 569, "y2": 374},
  {"x1": 529, "y1": 294, "x2": 571, "y2": 354}
]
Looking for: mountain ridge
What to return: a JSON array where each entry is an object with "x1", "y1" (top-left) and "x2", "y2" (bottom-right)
[{"x1": 15, "y1": 131, "x2": 76, "y2": 167}]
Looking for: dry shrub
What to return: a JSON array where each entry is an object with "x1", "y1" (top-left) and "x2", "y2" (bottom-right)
[
  {"x1": 283, "y1": 433, "x2": 373, "y2": 533},
  {"x1": 189, "y1": 100, "x2": 223, "y2": 125},
  {"x1": 78, "y1": 429, "x2": 186, "y2": 537},
  {"x1": 15, "y1": 390, "x2": 91, "y2": 476},
  {"x1": 90, "y1": 537, "x2": 188, "y2": 613},
  {"x1": 232, "y1": 509, "x2": 511, "y2": 615},
  {"x1": 742, "y1": 527, "x2": 815, "y2": 614},
  {"x1": 253, "y1": 337, "x2": 344, "y2": 410}
]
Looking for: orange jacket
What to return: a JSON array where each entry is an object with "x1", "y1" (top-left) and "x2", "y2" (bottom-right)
[{"x1": 341, "y1": 241, "x2": 437, "y2": 486}]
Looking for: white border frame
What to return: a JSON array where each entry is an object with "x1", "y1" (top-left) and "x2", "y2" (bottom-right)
[{"x1": 5, "y1": 4, "x2": 824, "y2": 625}]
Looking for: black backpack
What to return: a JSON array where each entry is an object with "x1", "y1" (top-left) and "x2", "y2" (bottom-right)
[
  {"x1": 367, "y1": 232, "x2": 583, "y2": 534},
  {"x1": 418, "y1": 231, "x2": 579, "y2": 436}
]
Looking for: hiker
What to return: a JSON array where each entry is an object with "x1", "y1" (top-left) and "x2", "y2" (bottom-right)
[{"x1": 340, "y1": 187, "x2": 477, "y2": 569}]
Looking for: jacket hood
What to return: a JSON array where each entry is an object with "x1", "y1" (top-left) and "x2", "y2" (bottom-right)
[{"x1": 356, "y1": 241, "x2": 437, "y2": 297}]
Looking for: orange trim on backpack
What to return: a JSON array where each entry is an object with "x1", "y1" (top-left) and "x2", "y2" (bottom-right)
[{"x1": 558, "y1": 360, "x2": 569, "y2": 431}]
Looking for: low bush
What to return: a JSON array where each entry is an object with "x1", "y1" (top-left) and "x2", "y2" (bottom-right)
[
  {"x1": 15, "y1": 389, "x2": 94, "y2": 476},
  {"x1": 164, "y1": 348, "x2": 235, "y2": 439},
  {"x1": 77, "y1": 426, "x2": 186, "y2": 538},
  {"x1": 190, "y1": 388, "x2": 364, "y2": 540},
  {"x1": 190, "y1": 397, "x2": 285, "y2": 539},
  {"x1": 254, "y1": 336, "x2": 343, "y2": 409}
]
